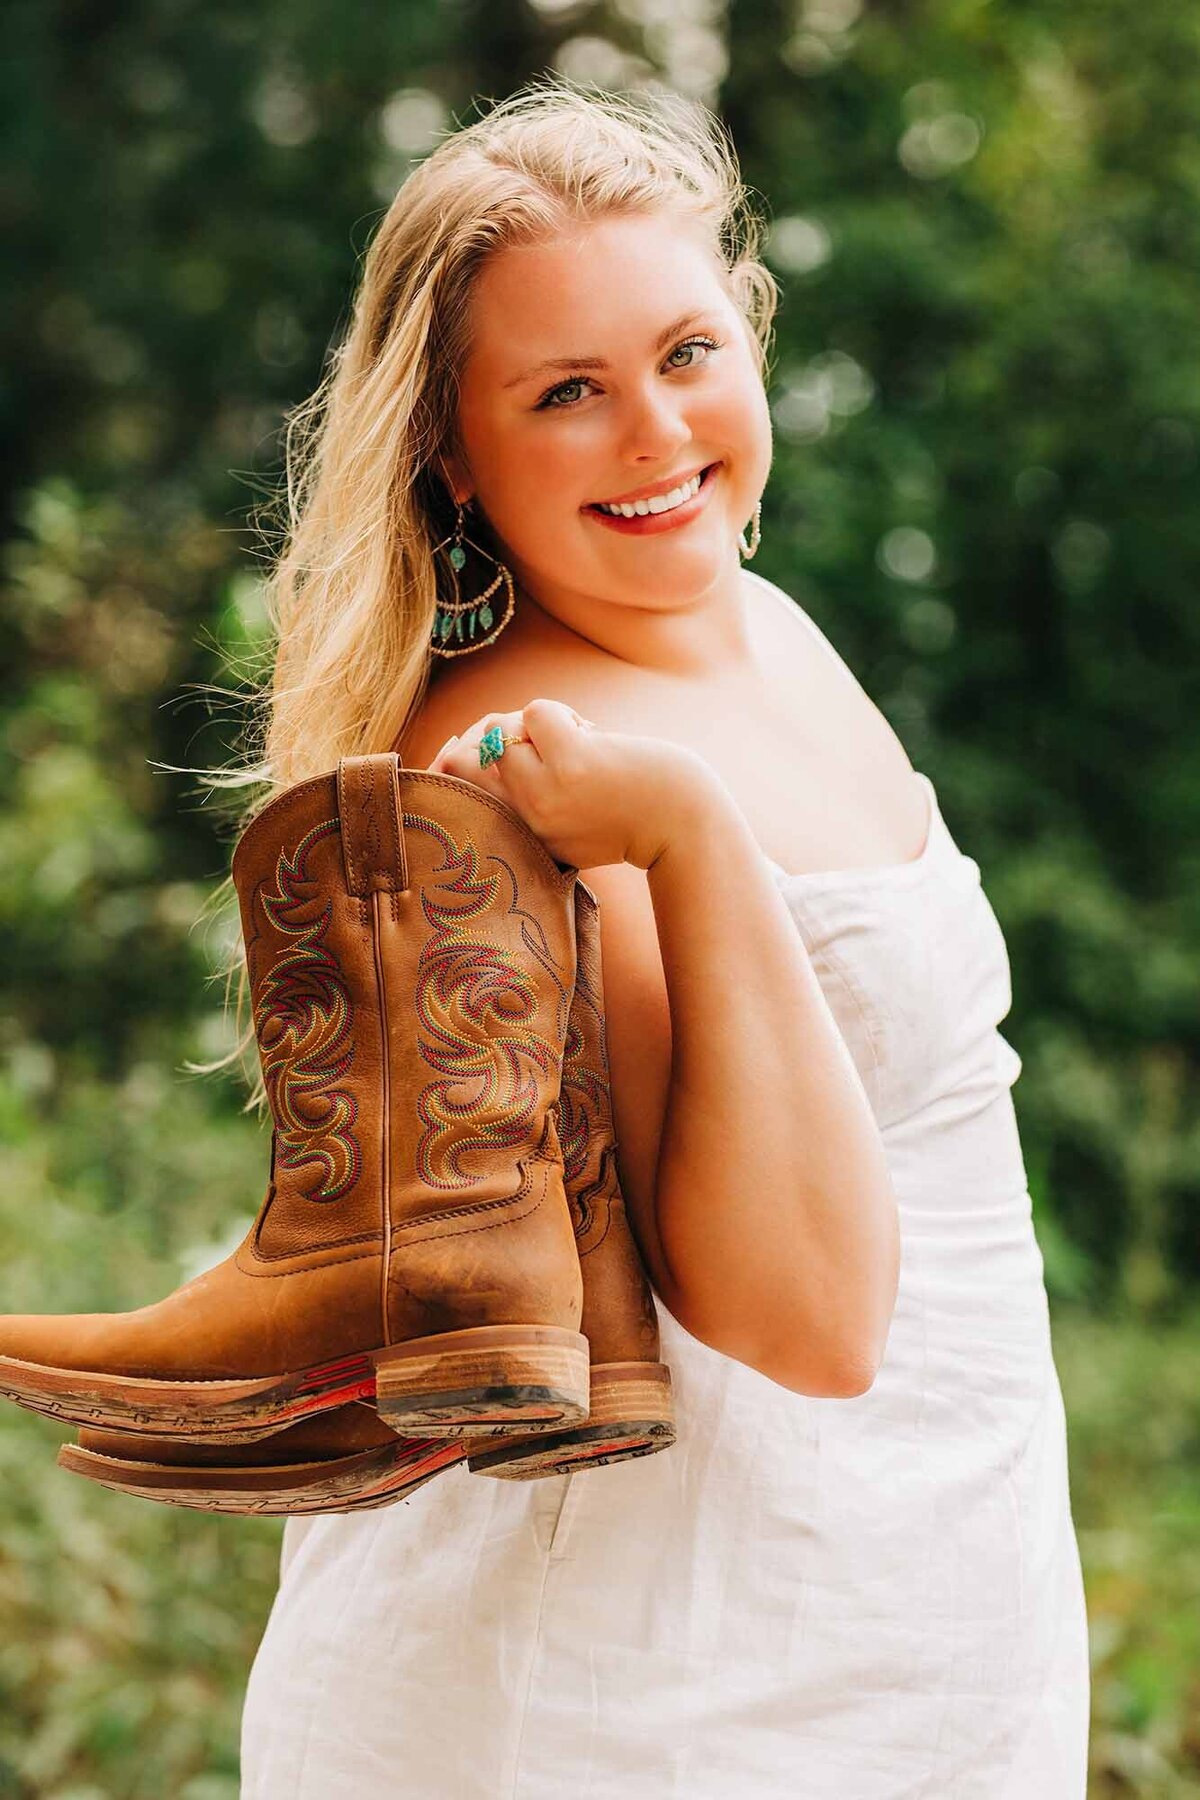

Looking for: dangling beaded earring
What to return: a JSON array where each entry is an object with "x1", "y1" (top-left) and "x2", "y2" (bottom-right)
[
  {"x1": 429, "y1": 496, "x2": 516, "y2": 658},
  {"x1": 738, "y1": 500, "x2": 762, "y2": 561}
]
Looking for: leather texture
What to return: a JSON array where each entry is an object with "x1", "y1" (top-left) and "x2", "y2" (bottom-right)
[
  {"x1": 560, "y1": 881, "x2": 662, "y2": 1368},
  {"x1": 0, "y1": 754, "x2": 584, "y2": 1387},
  {"x1": 65, "y1": 877, "x2": 669, "y2": 1493}
]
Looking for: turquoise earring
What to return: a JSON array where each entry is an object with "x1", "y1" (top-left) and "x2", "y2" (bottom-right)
[{"x1": 429, "y1": 497, "x2": 516, "y2": 659}]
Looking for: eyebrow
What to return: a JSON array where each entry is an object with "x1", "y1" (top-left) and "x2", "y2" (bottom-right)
[{"x1": 502, "y1": 310, "x2": 714, "y2": 390}]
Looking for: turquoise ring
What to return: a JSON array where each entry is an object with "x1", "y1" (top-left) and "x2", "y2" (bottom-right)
[{"x1": 478, "y1": 725, "x2": 529, "y2": 769}]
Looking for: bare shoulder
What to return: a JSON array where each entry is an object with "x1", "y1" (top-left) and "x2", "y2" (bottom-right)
[
  {"x1": 742, "y1": 567, "x2": 866, "y2": 701},
  {"x1": 395, "y1": 636, "x2": 621, "y2": 769},
  {"x1": 395, "y1": 652, "x2": 537, "y2": 768}
]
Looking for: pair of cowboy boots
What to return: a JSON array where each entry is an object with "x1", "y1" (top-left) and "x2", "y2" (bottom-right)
[{"x1": 0, "y1": 752, "x2": 674, "y2": 1515}]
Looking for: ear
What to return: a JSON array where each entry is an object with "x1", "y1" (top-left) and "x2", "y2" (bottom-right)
[{"x1": 437, "y1": 454, "x2": 472, "y2": 509}]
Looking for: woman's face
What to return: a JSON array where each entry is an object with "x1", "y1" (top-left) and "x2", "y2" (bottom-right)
[{"x1": 444, "y1": 212, "x2": 772, "y2": 628}]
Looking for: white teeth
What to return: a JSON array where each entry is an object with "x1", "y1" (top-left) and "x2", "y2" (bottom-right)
[{"x1": 595, "y1": 469, "x2": 705, "y2": 517}]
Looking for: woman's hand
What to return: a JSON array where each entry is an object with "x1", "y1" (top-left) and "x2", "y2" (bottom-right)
[{"x1": 426, "y1": 697, "x2": 719, "y2": 873}]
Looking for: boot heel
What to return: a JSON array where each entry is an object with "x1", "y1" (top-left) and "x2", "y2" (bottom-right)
[
  {"x1": 371, "y1": 1324, "x2": 590, "y2": 1438},
  {"x1": 467, "y1": 1360, "x2": 675, "y2": 1479}
]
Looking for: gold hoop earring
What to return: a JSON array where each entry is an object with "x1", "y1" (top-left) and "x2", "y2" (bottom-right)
[
  {"x1": 429, "y1": 498, "x2": 516, "y2": 658},
  {"x1": 738, "y1": 500, "x2": 762, "y2": 561}
]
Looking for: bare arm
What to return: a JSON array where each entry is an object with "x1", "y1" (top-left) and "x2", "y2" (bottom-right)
[
  {"x1": 585, "y1": 768, "x2": 900, "y2": 1398},
  {"x1": 402, "y1": 683, "x2": 900, "y2": 1398}
]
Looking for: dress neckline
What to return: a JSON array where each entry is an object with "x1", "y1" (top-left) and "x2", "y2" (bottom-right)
[{"x1": 764, "y1": 771, "x2": 942, "y2": 888}]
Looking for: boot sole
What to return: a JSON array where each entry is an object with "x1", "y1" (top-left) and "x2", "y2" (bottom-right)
[
  {"x1": 0, "y1": 1323, "x2": 590, "y2": 1445},
  {"x1": 465, "y1": 1362, "x2": 675, "y2": 1480},
  {"x1": 50, "y1": 1363, "x2": 673, "y2": 1516},
  {"x1": 56, "y1": 1434, "x2": 469, "y2": 1516}
]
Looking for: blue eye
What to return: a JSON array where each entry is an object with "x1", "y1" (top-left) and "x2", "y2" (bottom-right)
[{"x1": 535, "y1": 334, "x2": 723, "y2": 411}]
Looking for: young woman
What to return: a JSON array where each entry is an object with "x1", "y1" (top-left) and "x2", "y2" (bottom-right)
[{"x1": 236, "y1": 75, "x2": 1089, "y2": 1798}]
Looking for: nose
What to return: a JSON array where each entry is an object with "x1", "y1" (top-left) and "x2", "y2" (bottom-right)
[{"x1": 616, "y1": 380, "x2": 692, "y2": 467}]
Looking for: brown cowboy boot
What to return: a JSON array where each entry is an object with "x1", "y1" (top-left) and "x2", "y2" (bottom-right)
[
  {"x1": 56, "y1": 884, "x2": 674, "y2": 1512},
  {"x1": 468, "y1": 878, "x2": 675, "y2": 1479},
  {"x1": 0, "y1": 753, "x2": 588, "y2": 1444}
]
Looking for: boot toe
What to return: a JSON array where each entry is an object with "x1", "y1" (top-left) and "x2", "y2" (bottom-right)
[{"x1": 0, "y1": 1312, "x2": 110, "y2": 1372}]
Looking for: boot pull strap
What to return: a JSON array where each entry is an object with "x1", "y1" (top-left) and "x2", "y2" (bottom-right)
[{"x1": 337, "y1": 753, "x2": 409, "y2": 894}]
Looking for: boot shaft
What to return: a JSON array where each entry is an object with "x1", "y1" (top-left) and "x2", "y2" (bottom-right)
[
  {"x1": 557, "y1": 881, "x2": 661, "y2": 1366},
  {"x1": 231, "y1": 754, "x2": 579, "y2": 1284},
  {"x1": 558, "y1": 880, "x2": 622, "y2": 1249}
]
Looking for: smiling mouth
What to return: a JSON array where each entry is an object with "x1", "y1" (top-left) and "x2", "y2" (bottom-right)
[{"x1": 585, "y1": 462, "x2": 721, "y2": 515}]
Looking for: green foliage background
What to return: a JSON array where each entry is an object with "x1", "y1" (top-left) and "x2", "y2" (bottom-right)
[{"x1": 1, "y1": 2, "x2": 1197, "y2": 1793}]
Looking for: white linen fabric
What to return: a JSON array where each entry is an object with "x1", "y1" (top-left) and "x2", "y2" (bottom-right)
[{"x1": 239, "y1": 589, "x2": 1090, "y2": 1798}]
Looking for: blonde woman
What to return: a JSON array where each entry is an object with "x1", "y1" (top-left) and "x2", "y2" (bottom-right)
[{"x1": 234, "y1": 74, "x2": 1089, "y2": 1799}]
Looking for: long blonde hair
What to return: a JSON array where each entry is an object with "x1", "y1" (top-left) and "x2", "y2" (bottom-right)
[{"x1": 187, "y1": 71, "x2": 779, "y2": 1102}]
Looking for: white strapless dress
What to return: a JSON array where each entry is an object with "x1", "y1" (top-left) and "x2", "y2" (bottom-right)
[{"x1": 239, "y1": 761, "x2": 1091, "y2": 1798}]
